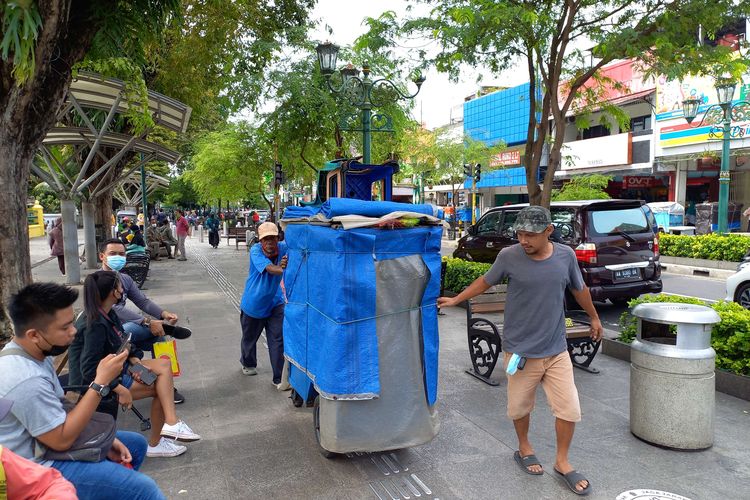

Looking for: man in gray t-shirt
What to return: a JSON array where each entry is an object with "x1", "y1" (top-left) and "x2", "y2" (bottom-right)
[{"x1": 438, "y1": 206, "x2": 602, "y2": 496}]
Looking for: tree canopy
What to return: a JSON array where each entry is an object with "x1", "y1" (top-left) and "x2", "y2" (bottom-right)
[{"x1": 362, "y1": 0, "x2": 750, "y2": 207}]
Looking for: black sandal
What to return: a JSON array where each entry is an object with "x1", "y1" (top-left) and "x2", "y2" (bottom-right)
[
  {"x1": 514, "y1": 450, "x2": 543, "y2": 475},
  {"x1": 554, "y1": 468, "x2": 591, "y2": 496}
]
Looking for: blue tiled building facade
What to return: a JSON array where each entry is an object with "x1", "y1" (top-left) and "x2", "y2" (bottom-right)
[{"x1": 463, "y1": 83, "x2": 538, "y2": 195}]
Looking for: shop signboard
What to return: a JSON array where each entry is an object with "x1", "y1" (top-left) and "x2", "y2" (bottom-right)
[
  {"x1": 659, "y1": 120, "x2": 750, "y2": 148},
  {"x1": 622, "y1": 176, "x2": 663, "y2": 189},
  {"x1": 655, "y1": 53, "x2": 748, "y2": 121},
  {"x1": 561, "y1": 132, "x2": 631, "y2": 169},
  {"x1": 490, "y1": 149, "x2": 521, "y2": 167}
]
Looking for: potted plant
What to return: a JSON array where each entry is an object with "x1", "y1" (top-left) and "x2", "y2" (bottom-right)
[{"x1": 697, "y1": 149, "x2": 720, "y2": 169}]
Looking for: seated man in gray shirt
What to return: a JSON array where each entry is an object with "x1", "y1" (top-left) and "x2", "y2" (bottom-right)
[
  {"x1": 0, "y1": 282, "x2": 164, "y2": 500},
  {"x1": 438, "y1": 206, "x2": 602, "y2": 496}
]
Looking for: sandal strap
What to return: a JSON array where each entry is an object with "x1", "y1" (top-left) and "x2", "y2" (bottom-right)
[{"x1": 519, "y1": 454, "x2": 541, "y2": 467}]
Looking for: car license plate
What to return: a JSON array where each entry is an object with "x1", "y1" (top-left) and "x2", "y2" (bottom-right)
[{"x1": 614, "y1": 268, "x2": 640, "y2": 280}]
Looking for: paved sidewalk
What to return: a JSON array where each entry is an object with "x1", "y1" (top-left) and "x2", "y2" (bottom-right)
[{"x1": 28, "y1": 235, "x2": 750, "y2": 499}]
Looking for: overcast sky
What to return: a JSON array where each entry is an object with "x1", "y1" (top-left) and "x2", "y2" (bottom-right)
[{"x1": 306, "y1": 0, "x2": 526, "y2": 129}]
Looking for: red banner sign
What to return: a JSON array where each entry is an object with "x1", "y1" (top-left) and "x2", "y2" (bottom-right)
[{"x1": 490, "y1": 150, "x2": 521, "y2": 167}]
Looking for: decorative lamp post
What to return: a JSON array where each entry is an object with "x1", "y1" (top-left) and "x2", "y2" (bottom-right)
[
  {"x1": 315, "y1": 42, "x2": 425, "y2": 164},
  {"x1": 682, "y1": 78, "x2": 750, "y2": 233}
]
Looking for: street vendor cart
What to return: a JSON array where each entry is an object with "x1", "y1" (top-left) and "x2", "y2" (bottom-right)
[{"x1": 281, "y1": 198, "x2": 443, "y2": 457}]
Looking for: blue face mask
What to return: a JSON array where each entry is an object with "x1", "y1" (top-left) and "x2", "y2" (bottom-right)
[{"x1": 107, "y1": 255, "x2": 127, "y2": 271}]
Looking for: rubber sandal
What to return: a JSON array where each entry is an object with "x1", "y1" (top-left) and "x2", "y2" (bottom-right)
[
  {"x1": 514, "y1": 450, "x2": 543, "y2": 475},
  {"x1": 554, "y1": 468, "x2": 591, "y2": 496}
]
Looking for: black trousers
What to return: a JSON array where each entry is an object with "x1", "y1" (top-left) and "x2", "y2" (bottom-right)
[
  {"x1": 240, "y1": 305, "x2": 285, "y2": 383},
  {"x1": 208, "y1": 230, "x2": 219, "y2": 247}
]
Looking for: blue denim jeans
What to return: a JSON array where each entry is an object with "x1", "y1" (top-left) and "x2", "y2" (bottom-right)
[
  {"x1": 124, "y1": 321, "x2": 163, "y2": 357},
  {"x1": 52, "y1": 430, "x2": 165, "y2": 500}
]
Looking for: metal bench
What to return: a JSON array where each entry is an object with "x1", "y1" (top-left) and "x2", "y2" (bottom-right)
[
  {"x1": 120, "y1": 253, "x2": 150, "y2": 289},
  {"x1": 464, "y1": 285, "x2": 600, "y2": 386}
]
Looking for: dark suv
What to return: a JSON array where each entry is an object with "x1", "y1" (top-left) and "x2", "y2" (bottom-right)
[{"x1": 453, "y1": 200, "x2": 662, "y2": 303}]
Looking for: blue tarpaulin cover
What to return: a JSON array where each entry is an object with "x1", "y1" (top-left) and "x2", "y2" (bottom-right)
[
  {"x1": 283, "y1": 198, "x2": 440, "y2": 220},
  {"x1": 282, "y1": 208, "x2": 442, "y2": 406}
]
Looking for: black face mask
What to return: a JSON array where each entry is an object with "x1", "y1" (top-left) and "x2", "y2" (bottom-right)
[{"x1": 38, "y1": 331, "x2": 70, "y2": 357}]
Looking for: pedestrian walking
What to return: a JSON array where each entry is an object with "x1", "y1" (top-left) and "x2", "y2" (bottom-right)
[
  {"x1": 238, "y1": 222, "x2": 289, "y2": 389},
  {"x1": 205, "y1": 213, "x2": 220, "y2": 248},
  {"x1": 48, "y1": 217, "x2": 65, "y2": 275},
  {"x1": 174, "y1": 210, "x2": 190, "y2": 261},
  {"x1": 437, "y1": 206, "x2": 602, "y2": 496}
]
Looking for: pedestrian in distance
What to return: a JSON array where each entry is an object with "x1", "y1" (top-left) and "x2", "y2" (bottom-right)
[
  {"x1": 239, "y1": 222, "x2": 289, "y2": 389},
  {"x1": 48, "y1": 217, "x2": 65, "y2": 275},
  {"x1": 174, "y1": 210, "x2": 190, "y2": 261},
  {"x1": 205, "y1": 213, "x2": 220, "y2": 249},
  {"x1": 437, "y1": 206, "x2": 603, "y2": 496}
]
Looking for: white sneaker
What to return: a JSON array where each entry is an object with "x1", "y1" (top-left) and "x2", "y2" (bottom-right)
[
  {"x1": 147, "y1": 438, "x2": 187, "y2": 458},
  {"x1": 160, "y1": 420, "x2": 201, "y2": 442},
  {"x1": 274, "y1": 380, "x2": 292, "y2": 391},
  {"x1": 241, "y1": 366, "x2": 257, "y2": 376}
]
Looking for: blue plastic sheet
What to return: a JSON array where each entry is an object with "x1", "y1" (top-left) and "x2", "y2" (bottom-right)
[
  {"x1": 284, "y1": 199, "x2": 439, "y2": 220},
  {"x1": 282, "y1": 223, "x2": 442, "y2": 405}
]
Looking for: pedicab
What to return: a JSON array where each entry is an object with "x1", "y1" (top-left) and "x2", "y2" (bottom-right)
[{"x1": 280, "y1": 159, "x2": 443, "y2": 457}]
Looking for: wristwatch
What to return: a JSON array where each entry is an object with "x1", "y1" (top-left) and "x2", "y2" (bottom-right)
[
  {"x1": 143, "y1": 317, "x2": 151, "y2": 328},
  {"x1": 89, "y1": 382, "x2": 111, "y2": 398}
]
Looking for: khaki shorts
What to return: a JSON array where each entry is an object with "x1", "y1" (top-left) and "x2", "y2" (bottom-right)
[{"x1": 503, "y1": 351, "x2": 581, "y2": 422}]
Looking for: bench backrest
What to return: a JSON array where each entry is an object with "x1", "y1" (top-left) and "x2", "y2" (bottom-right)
[{"x1": 467, "y1": 285, "x2": 507, "y2": 314}]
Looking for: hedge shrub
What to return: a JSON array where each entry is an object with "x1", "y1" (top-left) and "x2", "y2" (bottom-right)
[
  {"x1": 619, "y1": 294, "x2": 750, "y2": 376},
  {"x1": 443, "y1": 257, "x2": 491, "y2": 293},
  {"x1": 659, "y1": 233, "x2": 750, "y2": 262}
]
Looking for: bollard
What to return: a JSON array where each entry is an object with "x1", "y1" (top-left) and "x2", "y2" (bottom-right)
[{"x1": 199, "y1": 225, "x2": 204, "y2": 243}]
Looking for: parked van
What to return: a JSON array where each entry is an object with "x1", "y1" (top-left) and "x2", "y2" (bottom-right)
[{"x1": 453, "y1": 200, "x2": 662, "y2": 304}]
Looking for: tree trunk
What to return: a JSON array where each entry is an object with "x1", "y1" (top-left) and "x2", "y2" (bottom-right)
[
  {"x1": 95, "y1": 187, "x2": 115, "y2": 244},
  {"x1": 0, "y1": 144, "x2": 34, "y2": 345},
  {"x1": 82, "y1": 201, "x2": 98, "y2": 270}
]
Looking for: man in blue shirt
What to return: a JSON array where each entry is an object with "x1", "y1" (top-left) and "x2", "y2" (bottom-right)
[{"x1": 239, "y1": 222, "x2": 288, "y2": 388}]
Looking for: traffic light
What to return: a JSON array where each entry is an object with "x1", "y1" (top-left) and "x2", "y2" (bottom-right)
[
  {"x1": 463, "y1": 163, "x2": 472, "y2": 178},
  {"x1": 274, "y1": 162, "x2": 285, "y2": 186},
  {"x1": 474, "y1": 163, "x2": 481, "y2": 183}
]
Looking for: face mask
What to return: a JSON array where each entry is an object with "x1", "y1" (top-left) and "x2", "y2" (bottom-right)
[
  {"x1": 151, "y1": 224, "x2": 157, "y2": 227},
  {"x1": 107, "y1": 255, "x2": 127, "y2": 271},
  {"x1": 38, "y1": 331, "x2": 70, "y2": 357}
]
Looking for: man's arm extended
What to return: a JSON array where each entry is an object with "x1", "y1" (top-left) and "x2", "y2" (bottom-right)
[
  {"x1": 570, "y1": 286, "x2": 603, "y2": 341},
  {"x1": 436, "y1": 276, "x2": 491, "y2": 308}
]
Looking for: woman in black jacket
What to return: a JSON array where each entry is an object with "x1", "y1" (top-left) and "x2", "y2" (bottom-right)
[{"x1": 68, "y1": 271, "x2": 201, "y2": 458}]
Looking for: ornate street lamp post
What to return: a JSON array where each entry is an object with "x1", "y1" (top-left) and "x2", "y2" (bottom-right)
[
  {"x1": 682, "y1": 78, "x2": 750, "y2": 233},
  {"x1": 316, "y1": 42, "x2": 425, "y2": 164}
]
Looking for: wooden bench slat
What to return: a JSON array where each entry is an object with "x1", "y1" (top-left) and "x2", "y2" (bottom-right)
[{"x1": 471, "y1": 303, "x2": 505, "y2": 314}]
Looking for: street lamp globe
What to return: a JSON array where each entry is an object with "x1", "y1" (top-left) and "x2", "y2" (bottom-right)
[
  {"x1": 681, "y1": 97, "x2": 702, "y2": 124},
  {"x1": 715, "y1": 79, "x2": 736, "y2": 105},
  {"x1": 316, "y1": 42, "x2": 339, "y2": 76},
  {"x1": 341, "y1": 64, "x2": 359, "y2": 84},
  {"x1": 413, "y1": 71, "x2": 427, "y2": 87}
]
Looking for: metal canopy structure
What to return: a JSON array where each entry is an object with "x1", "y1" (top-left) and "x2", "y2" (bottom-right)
[
  {"x1": 114, "y1": 171, "x2": 170, "y2": 207},
  {"x1": 64, "y1": 71, "x2": 192, "y2": 133},
  {"x1": 31, "y1": 72, "x2": 191, "y2": 283}
]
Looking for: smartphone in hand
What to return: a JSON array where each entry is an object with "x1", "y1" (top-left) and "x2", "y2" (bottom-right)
[
  {"x1": 128, "y1": 363, "x2": 157, "y2": 385},
  {"x1": 116, "y1": 332, "x2": 133, "y2": 356}
]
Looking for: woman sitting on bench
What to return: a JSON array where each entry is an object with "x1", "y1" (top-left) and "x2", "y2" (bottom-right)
[{"x1": 67, "y1": 271, "x2": 201, "y2": 459}]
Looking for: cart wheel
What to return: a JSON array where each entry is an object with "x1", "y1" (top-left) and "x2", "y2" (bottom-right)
[
  {"x1": 313, "y1": 396, "x2": 337, "y2": 459},
  {"x1": 290, "y1": 389, "x2": 304, "y2": 408}
]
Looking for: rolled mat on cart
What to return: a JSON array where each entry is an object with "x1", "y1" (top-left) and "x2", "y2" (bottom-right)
[{"x1": 283, "y1": 198, "x2": 442, "y2": 220}]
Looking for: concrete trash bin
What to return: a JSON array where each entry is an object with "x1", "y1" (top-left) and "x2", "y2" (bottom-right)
[{"x1": 630, "y1": 302, "x2": 720, "y2": 450}]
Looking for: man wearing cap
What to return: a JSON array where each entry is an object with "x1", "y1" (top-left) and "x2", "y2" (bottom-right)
[
  {"x1": 0, "y1": 398, "x2": 78, "y2": 499},
  {"x1": 238, "y1": 222, "x2": 288, "y2": 388},
  {"x1": 438, "y1": 205, "x2": 602, "y2": 496}
]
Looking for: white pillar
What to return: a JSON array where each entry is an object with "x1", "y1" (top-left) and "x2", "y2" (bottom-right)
[
  {"x1": 674, "y1": 162, "x2": 688, "y2": 207},
  {"x1": 61, "y1": 199, "x2": 81, "y2": 284},
  {"x1": 199, "y1": 225, "x2": 204, "y2": 243},
  {"x1": 82, "y1": 201, "x2": 98, "y2": 270},
  {"x1": 223, "y1": 221, "x2": 228, "y2": 237}
]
